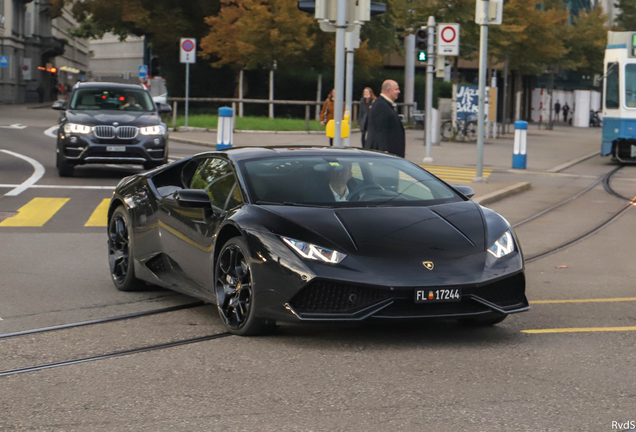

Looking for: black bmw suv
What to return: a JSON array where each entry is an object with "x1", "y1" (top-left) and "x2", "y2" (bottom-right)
[{"x1": 52, "y1": 82, "x2": 172, "y2": 177}]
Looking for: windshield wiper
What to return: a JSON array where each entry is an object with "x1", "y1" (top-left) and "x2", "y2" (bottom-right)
[{"x1": 255, "y1": 201, "x2": 332, "y2": 208}]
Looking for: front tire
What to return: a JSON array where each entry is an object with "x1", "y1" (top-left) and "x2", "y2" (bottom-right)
[
  {"x1": 56, "y1": 150, "x2": 74, "y2": 177},
  {"x1": 215, "y1": 237, "x2": 275, "y2": 336},
  {"x1": 108, "y1": 206, "x2": 143, "y2": 292}
]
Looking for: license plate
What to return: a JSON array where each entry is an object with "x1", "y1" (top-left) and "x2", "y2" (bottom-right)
[
  {"x1": 631, "y1": 145, "x2": 636, "y2": 158},
  {"x1": 415, "y1": 288, "x2": 461, "y2": 303},
  {"x1": 106, "y1": 146, "x2": 126, "y2": 152}
]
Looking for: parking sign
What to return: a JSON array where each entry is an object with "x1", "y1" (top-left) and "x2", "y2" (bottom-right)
[
  {"x1": 138, "y1": 65, "x2": 148, "y2": 78},
  {"x1": 180, "y1": 38, "x2": 196, "y2": 64}
]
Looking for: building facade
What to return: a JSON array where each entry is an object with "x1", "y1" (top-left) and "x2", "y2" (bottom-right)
[
  {"x1": 89, "y1": 33, "x2": 145, "y2": 83},
  {"x1": 0, "y1": 0, "x2": 88, "y2": 104}
]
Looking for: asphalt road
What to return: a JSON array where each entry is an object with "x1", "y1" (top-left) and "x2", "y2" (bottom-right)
[{"x1": 1, "y1": 106, "x2": 635, "y2": 431}]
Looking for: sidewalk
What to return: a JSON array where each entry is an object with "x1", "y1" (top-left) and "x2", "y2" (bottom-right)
[{"x1": 169, "y1": 124, "x2": 602, "y2": 204}]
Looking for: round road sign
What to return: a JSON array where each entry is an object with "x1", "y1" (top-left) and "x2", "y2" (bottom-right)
[
  {"x1": 182, "y1": 40, "x2": 194, "y2": 52},
  {"x1": 441, "y1": 26, "x2": 456, "y2": 44}
]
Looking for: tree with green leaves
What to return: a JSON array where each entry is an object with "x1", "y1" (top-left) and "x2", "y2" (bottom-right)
[{"x1": 615, "y1": 0, "x2": 636, "y2": 30}]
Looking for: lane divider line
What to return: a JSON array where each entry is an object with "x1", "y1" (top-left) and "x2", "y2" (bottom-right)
[
  {"x1": 530, "y1": 297, "x2": 636, "y2": 304},
  {"x1": 0, "y1": 184, "x2": 115, "y2": 190},
  {"x1": 85, "y1": 198, "x2": 111, "y2": 227},
  {"x1": 522, "y1": 326, "x2": 636, "y2": 334},
  {"x1": 0, "y1": 198, "x2": 69, "y2": 227},
  {"x1": 0, "y1": 150, "x2": 46, "y2": 196},
  {"x1": 44, "y1": 126, "x2": 58, "y2": 138}
]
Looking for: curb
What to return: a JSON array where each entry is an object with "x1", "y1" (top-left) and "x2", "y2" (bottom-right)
[
  {"x1": 474, "y1": 182, "x2": 531, "y2": 206},
  {"x1": 169, "y1": 136, "x2": 216, "y2": 147},
  {"x1": 546, "y1": 150, "x2": 600, "y2": 173}
]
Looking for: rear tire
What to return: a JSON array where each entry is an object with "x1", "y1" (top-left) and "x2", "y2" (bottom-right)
[
  {"x1": 56, "y1": 151, "x2": 74, "y2": 177},
  {"x1": 215, "y1": 237, "x2": 276, "y2": 336},
  {"x1": 458, "y1": 313, "x2": 508, "y2": 327},
  {"x1": 108, "y1": 206, "x2": 144, "y2": 292}
]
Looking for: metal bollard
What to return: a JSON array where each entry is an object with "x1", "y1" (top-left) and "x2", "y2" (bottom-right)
[
  {"x1": 512, "y1": 120, "x2": 528, "y2": 169},
  {"x1": 217, "y1": 107, "x2": 233, "y2": 150}
]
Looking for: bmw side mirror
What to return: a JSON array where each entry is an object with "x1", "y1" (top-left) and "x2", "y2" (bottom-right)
[
  {"x1": 454, "y1": 185, "x2": 475, "y2": 199},
  {"x1": 158, "y1": 103, "x2": 172, "y2": 114},
  {"x1": 52, "y1": 100, "x2": 66, "y2": 110},
  {"x1": 173, "y1": 189, "x2": 224, "y2": 217}
]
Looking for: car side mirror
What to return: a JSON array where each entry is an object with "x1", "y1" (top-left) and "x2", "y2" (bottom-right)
[
  {"x1": 454, "y1": 185, "x2": 475, "y2": 199},
  {"x1": 173, "y1": 189, "x2": 224, "y2": 217},
  {"x1": 157, "y1": 103, "x2": 172, "y2": 114},
  {"x1": 52, "y1": 100, "x2": 66, "y2": 110}
]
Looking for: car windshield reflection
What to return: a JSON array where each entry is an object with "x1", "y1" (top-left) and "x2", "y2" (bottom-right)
[{"x1": 240, "y1": 156, "x2": 462, "y2": 207}]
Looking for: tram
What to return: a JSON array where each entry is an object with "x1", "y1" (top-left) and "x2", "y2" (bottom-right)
[{"x1": 602, "y1": 31, "x2": 636, "y2": 162}]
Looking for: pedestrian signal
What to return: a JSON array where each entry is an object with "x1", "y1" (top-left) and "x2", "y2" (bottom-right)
[{"x1": 418, "y1": 51, "x2": 426, "y2": 62}]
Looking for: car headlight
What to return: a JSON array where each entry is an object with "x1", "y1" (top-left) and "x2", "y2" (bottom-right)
[
  {"x1": 64, "y1": 123, "x2": 92, "y2": 134},
  {"x1": 282, "y1": 237, "x2": 347, "y2": 264},
  {"x1": 140, "y1": 125, "x2": 165, "y2": 135},
  {"x1": 487, "y1": 230, "x2": 515, "y2": 258}
]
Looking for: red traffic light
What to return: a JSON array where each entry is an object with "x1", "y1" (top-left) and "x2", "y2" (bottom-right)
[{"x1": 49, "y1": 67, "x2": 57, "y2": 73}]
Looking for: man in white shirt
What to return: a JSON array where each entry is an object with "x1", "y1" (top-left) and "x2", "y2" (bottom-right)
[{"x1": 327, "y1": 162, "x2": 353, "y2": 201}]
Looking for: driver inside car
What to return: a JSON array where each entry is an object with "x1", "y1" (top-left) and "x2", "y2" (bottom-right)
[
  {"x1": 327, "y1": 162, "x2": 354, "y2": 201},
  {"x1": 120, "y1": 95, "x2": 141, "y2": 110}
]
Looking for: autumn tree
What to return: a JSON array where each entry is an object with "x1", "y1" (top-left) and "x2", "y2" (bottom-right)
[
  {"x1": 200, "y1": 0, "x2": 315, "y2": 71},
  {"x1": 615, "y1": 0, "x2": 636, "y2": 30}
]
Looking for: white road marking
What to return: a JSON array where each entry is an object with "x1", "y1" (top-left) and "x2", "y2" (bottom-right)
[
  {"x1": 0, "y1": 124, "x2": 27, "y2": 129},
  {"x1": 0, "y1": 150, "x2": 46, "y2": 196},
  {"x1": 44, "y1": 126, "x2": 59, "y2": 138},
  {"x1": 0, "y1": 184, "x2": 115, "y2": 190}
]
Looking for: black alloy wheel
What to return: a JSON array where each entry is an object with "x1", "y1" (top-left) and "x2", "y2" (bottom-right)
[
  {"x1": 215, "y1": 237, "x2": 274, "y2": 336},
  {"x1": 108, "y1": 206, "x2": 142, "y2": 291},
  {"x1": 56, "y1": 150, "x2": 74, "y2": 177}
]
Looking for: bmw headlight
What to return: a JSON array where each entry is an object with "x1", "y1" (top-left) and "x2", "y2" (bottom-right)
[
  {"x1": 487, "y1": 230, "x2": 515, "y2": 258},
  {"x1": 64, "y1": 123, "x2": 92, "y2": 134},
  {"x1": 282, "y1": 237, "x2": 346, "y2": 264},
  {"x1": 140, "y1": 125, "x2": 165, "y2": 135}
]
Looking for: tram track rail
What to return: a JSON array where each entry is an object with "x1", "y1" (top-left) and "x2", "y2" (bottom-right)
[{"x1": 517, "y1": 165, "x2": 636, "y2": 263}]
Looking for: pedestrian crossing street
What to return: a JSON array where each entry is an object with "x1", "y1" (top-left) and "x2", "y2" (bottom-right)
[
  {"x1": 0, "y1": 198, "x2": 111, "y2": 228},
  {"x1": 421, "y1": 165, "x2": 493, "y2": 183}
]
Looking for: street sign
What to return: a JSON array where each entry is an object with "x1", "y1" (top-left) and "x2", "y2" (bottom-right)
[
  {"x1": 437, "y1": 24, "x2": 459, "y2": 56},
  {"x1": 0, "y1": 56, "x2": 9, "y2": 68},
  {"x1": 180, "y1": 38, "x2": 196, "y2": 64},
  {"x1": 475, "y1": 0, "x2": 503, "y2": 25},
  {"x1": 138, "y1": 65, "x2": 148, "y2": 78}
]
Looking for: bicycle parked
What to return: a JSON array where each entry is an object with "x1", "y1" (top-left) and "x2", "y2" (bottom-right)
[{"x1": 441, "y1": 113, "x2": 478, "y2": 142}]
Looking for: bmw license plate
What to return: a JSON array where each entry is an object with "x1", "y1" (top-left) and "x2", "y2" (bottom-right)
[
  {"x1": 415, "y1": 288, "x2": 461, "y2": 303},
  {"x1": 106, "y1": 146, "x2": 126, "y2": 152},
  {"x1": 631, "y1": 145, "x2": 636, "y2": 158}
]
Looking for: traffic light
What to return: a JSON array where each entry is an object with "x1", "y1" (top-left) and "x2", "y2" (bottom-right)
[{"x1": 416, "y1": 27, "x2": 427, "y2": 62}]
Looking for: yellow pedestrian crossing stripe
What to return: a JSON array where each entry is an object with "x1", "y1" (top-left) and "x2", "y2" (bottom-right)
[
  {"x1": 0, "y1": 197, "x2": 110, "y2": 228},
  {"x1": 84, "y1": 199, "x2": 110, "y2": 227},
  {"x1": 421, "y1": 165, "x2": 493, "y2": 183},
  {"x1": 0, "y1": 198, "x2": 70, "y2": 227}
]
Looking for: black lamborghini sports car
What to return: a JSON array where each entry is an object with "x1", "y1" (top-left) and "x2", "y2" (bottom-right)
[{"x1": 107, "y1": 147, "x2": 528, "y2": 335}]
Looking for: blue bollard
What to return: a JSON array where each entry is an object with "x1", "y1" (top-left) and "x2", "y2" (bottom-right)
[
  {"x1": 512, "y1": 120, "x2": 528, "y2": 169},
  {"x1": 217, "y1": 107, "x2": 233, "y2": 150}
]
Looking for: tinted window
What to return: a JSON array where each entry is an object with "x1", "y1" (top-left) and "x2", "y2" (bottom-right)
[
  {"x1": 606, "y1": 63, "x2": 619, "y2": 109},
  {"x1": 190, "y1": 158, "x2": 236, "y2": 208},
  {"x1": 240, "y1": 155, "x2": 461, "y2": 207},
  {"x1": 226, "y1": 184, "x2": 244, "y2": 210},
  {"x1": 625, "y1": 64, "x2": 636, "y2": 108},
  {"x1": 69, "y1": 88, "x2": 155, "y2": 111}
]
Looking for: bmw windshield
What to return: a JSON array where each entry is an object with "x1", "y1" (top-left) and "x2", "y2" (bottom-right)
[
  {"x1": 239, "y1": 155, "x2": 463, "y2": 207},
  {"x1": 69, "y1": 88, "x2": 155, "y2": 111}
]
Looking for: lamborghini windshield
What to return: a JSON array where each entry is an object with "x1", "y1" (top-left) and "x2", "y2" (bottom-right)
[
  {"x1": 69, "y1": 88, "x2": 155, "y2": 111},
  {"x1": 239, "y1": 155, "x2": 462, "y2": 207}
]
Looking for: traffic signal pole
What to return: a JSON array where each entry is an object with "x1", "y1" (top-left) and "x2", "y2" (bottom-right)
[
  {"x1": 345, "y1": 30, "x2": 355, "y2": 147},
  {"x1": 474, "y1": 1, "x2": 489, "y2": 182},
  {"x1": 332, "y1": 0, "x2": 347, "y2": 147},
  {"x1": 423, "y1": 16, "x2": 435, "y2": 164}
]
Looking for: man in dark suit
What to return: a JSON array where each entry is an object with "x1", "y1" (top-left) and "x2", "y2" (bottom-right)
[{"x1": 366, "y1": 80, "x2": 405, "y2": 158}]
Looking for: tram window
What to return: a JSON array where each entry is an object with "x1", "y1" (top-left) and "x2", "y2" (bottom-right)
[
  {"x1": 606, "y1": 63, "x2": 619, "y2": 109},
  {"x1": 625, "y1": 64, "x2": 636, "y2": 108}
]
